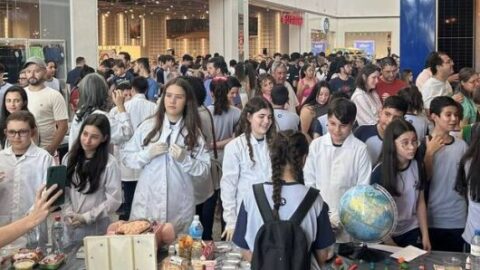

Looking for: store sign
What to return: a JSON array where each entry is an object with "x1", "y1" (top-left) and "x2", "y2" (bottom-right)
[
  {"x1": 312, "y1": 41, "x2": 327, "y2": 55},
  {"x1": 281, "y1": 13, "x2": 303, "y2": 26},
  {"x1": 353, "y1": 40, "x2": 376, "y2": 56}
]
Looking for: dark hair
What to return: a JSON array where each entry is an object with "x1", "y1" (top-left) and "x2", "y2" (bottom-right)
[
  {"x1": 456, "y1": 124, "x2": 480, "y2": 201},
  {"x1": 379, "y1": 57, "x2": 398, "y2": 68},
  {"x1": 271, "y1": 85, "x2": 289, "y2": 106},
  {"x1": 76, "y1": 57, "x2": 85, "y2": 65},
  {"x1": 428, "y1": 52, "x2": 446, "y2": 75},
  {"x1": 210, "y1": 79, "x2": 230, "y2": 115},
  {"x1": 182, "y1": 54, "x2": 193, "y2": 62},
  {"x1": 300, "y1": 63, "x2": 315, "y2": 79},
  {"x1": 380, "y1": 118, "x2": 420, "y2": 196},
  {"x1": 401, "y1": 69, "x2": 413, "y2": 83},
  {"x1": 131, "y1": 76, "x2": 148, "y2": 94},
  {"x1": 383, "y1": 96, "x2": 408, "y2": 115},
  {"x1": 234, "y1": 62, "x2": 247, "y2": 82},
  {"x1": 457, "y1": 67, "x2": 477, "y2": 97},
  {"x1": 397, "y1": 86, "x2": 424, "y2": 114},
  {"x1": 302, "y1": 81, "x2": 332, "y2": 108},
  {"x1": 270, "y1": 130, "x2": 309, "y2": 219},
  {"x1": 67, "y1": 114, "x2": 110, "y2": 194},
  {"x1": 273, "y1": 52, "x2": 282, "y2": 58},
  {"x1": 327, "y1": 98, "x2": 357, "y2": 125},
  {"x1": 75, "y1": 73, "x2": 109, "y2": 122},
  {"x1": 143, "y1": 77, "x2": 201, "y2": 152},
  {"x1": 73, "y1": 65, "x2": 95, "y2": 87},
  {"x1": 113, "y1": 59, "x2": 126, "y2": 69},
  {"x1": 429, "y1": 96, "x2": 458, "y2": 117},
  {"x1": 235, "y1": 97, "x2": 276, "y2": 163},
  {"x1": 290, "y1": 52, "x2": 301, "y2": 61},
  {"x1": 208, "y1": 57, "x2": 228, "y2": 75},
  {"x1": 229, "y1": 59, "x2": 237, "y2": 67},
  {"x1": 136, "y1": 57, "x2": 150, "y2": 72},
  {"x1": 119, "y1": 51, "x2": 131, "y2": 62},
  {"x1": 100, "y1": 59, "x2": 112, "y2": 69},
  {"x1": 227, "y1": 76, "x2": 242, "y2": 90},
  {"x1": 0, "y1": 86, "x2": 29, "y2": 145},
  {"x1": 5, "y1": 110, "x2": 37, "y2": 130},
  {"x1": 355, "y1": 64, "x2": 380, "y2": 91},
  {"x1": 182, "y1": 76, "x2": 206, "y2": 106},
  {"x1": 46, "y1": 60, "x2": 57, "y2": 68}
]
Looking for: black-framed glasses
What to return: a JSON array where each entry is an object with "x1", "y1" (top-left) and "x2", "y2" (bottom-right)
[{"x1": 5, "y1": 129, "x2": 30, "y2": 138}]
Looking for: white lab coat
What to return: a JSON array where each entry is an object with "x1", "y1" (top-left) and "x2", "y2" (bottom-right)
[
  {"x1": 120, "y1": 117, "x2": 210, "y2": 233},
  {"x1": 303, "y1": 133, "x2": 372, "y2": 242},
  {"x1": 62, "y1": 153, "x2": 122, "y2": 242},
  {"x1": 68, "y1": 109, "x2": 133, "y2": 149},
  {"x1": 111, "y1": 94, "x2": 157, "y2": 182},
  {"x1": 0, "y1": 143, "x2": 53, "y2": 246},
  {"x1": 220, "y1": 134, "x2": 272, "y2": 230}
]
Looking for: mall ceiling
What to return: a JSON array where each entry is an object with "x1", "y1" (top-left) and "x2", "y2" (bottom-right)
[{"x1": 98, "y1": 0, "x2": 208, "y2": 18}]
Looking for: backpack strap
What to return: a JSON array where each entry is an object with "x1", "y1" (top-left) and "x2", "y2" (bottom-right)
[
  {"x1": 253, "y1": 184, "x2": 275, "y2": 223},
  {"x1": 289, "y1": 188, "x2": 319, "y2": 226}
]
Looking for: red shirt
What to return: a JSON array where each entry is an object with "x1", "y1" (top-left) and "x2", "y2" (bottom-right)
[{"x1": 375, "y1": 78, "x2": 407, "y2": 101}]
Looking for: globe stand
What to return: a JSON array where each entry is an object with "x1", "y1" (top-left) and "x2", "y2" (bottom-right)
[{"x1": 351, "y1": 243, "x2": 386, "y2": 262}]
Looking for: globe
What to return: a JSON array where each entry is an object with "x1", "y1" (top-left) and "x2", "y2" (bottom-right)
[{"x1": 339, "y1": 184, "x2": 397, "y2": 243}]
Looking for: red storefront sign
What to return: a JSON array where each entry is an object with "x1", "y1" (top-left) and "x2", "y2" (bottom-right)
[{"x1": 281, "y1": 13, "x2": 304, "y2": 26}]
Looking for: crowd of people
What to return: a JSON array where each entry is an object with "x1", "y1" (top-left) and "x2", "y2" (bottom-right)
[{"x1": 0, "y1": 49, "x2": 479, "y2": 268}]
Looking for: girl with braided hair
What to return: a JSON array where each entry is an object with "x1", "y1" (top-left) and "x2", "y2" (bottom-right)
[
  {"x1": 220, "y1": 97, "x2": 276, "y2": 241},
  {"x1": 232, "y1": 131, "x2": 335, "y2": 268}
]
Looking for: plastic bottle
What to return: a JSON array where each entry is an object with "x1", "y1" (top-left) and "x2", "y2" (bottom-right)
[
  {"x1": 470, "y1": 230, "x2": 480, "y2": 270},
  {"x1": 188, "y1": 215, "x2": 204, "y2": 240},
  {"x1": 51, "y1": 215, "x2": 64, "y2": 254}
]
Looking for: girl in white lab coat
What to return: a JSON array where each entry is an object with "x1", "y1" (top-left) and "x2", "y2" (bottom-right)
[
  {"x1": 220, "y1": 96, "x2": 276, "y2": 240},
  {"x1": 370, "y1": 118, "x2": 431, "y2": 251},
  {"x1": 121, "y1": 77, "x2": 210, "y2": 234},
  {"x1": 63, "y1": 113, "x2": 122, "y2": 242},
  {"x1": 0, "y1": 111, "x2": 52, "y2": 246}
]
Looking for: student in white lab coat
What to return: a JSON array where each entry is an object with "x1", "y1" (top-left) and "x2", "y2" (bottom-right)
[
  {"x1": 220, "y1": 96, "x2": 276, "y2": 240},
  {"x1": 68, "y1": 73, "x2": 133, "y2": 149},
  {"x1": 121, "y1": 77, "x2": 210, "y2": 234},
  {"x1": 0, "y1": 111, "x2": 52, "y2": 246},
  {"x1": 63, "y1": 114, "x2": 122, "y2": 242},
  {"x1": 304, "y1": 97, "x2": 372, "y2": 243}
]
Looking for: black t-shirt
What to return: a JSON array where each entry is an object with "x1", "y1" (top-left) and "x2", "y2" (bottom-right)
[{"x1": 287, "y1": 64, "x2": 299, "y2": 86}]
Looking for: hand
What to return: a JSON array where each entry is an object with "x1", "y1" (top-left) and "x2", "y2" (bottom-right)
[
  {"x1": 169, "y1": 144, "x2": 187, "y2": 162},
  {"x1": 67, "y1": 214, "x2": 86, "y2": 228},
  {"x1": 452, "y1": 93, "x2": 464, "y2": 103},
  {"x1": 28, "y1": 184, "x2": 63, "y2": 227},
  {"x1": 147, "y1": 142, "x2": 169, "y2": 159},
  {"x1": 422, "y1": 237, "x2": 432, "y2": 252},
  {"x1": 222, "y1": 228, "x2": 235, "y2": 241},
  {"x1": 448, "y1": 73, "x2": 459, "y2": 83},
  {"x1": 112, "y1": 89, "x2": 126, "y2": 112},
  {"x1": 426, "y1": 135, "x2": 445, "y2": 156}
]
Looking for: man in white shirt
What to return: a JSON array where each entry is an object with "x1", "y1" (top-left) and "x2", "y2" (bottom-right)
[
  {"x1": 271, "y1": 61, "x2": 299, "y2": 113},
  {"x1": 24, "y1": 57, "x2": 68, "y2": 155}
]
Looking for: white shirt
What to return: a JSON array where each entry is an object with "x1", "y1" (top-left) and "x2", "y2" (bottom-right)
[
  {"x1": 110, "y1": 94, "x2": 157, "y2": 182},
  {"x1": 220, "y1": 133, "x2": 272, "y2": 229},
  {"x1": 68, "y1": 109, "x2": 133, "y2": 150},
  {"x1": 421, "y1": 77, "x2": 453, "y2": 109},
  {"x1": 0, "y1": 143, "x2": 52, "y2": 219},
  {"x1": 351, "y1": 88, "x2": 383, "y2": 126},
  {"x1": 304, "y1": 133, "x2": 372, "y2": 242},
  {"x1": 62, "y1": 153, "x2": 122, "y2": 241},
  {"x1": 44, "y1": 77, "x2": 61, "y2": 92},
  {"x1": 120, "y1": 117, "x2": 210, "y2": 233},
  {"x1": 25, "y1": 86, "x2": 68, "y2": 148},
  {"x1": 284, "y1": 81, "x2": 299, "y2": 114}
]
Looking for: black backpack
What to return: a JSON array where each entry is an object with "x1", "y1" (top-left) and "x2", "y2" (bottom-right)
[{"x1": 251, "y1": 184, "x2": 319, "y2": 270}]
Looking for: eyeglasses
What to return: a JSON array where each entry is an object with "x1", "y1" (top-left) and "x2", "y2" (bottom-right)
[{"x1": 5, "y1": 129, "x2": 30, "y2": 138}]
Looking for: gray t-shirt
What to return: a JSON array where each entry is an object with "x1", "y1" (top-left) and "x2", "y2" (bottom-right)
[
  {"x1": 354, "y1": 124, "x2": 383, "y2": 165},
  {"x1": 273, "y1": 108, "x2": 300, "y2": 131},
  {"x1": 427, "y1": 137, "x2": 468, "y2": 229},
  {"x1": 207, "y1": 105, "x2": 241, "y2": 161},
  {"x1": 405, "y1": 114, "x2": 429, "y2": 143}
]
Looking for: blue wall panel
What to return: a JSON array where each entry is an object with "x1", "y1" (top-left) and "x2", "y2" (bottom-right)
[{"x1": 400, "y1": 0, "x2": 436, "y2": 77}]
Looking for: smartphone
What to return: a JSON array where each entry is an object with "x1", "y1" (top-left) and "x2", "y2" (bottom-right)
[{"x1": 46, "y1": 165, "x2": 67, "y2": 207}]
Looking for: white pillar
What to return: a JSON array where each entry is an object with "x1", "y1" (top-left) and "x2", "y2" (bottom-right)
[
  {"x1": 70, "y1": 0, "x2": 98, "y2": 69},
  {"x1": 209, "y1": 0, "x2": 239, "y2": 61}
]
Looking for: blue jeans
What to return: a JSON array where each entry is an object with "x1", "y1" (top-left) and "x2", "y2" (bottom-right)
[{"x1": 196, "y1": 189, "x2": 223, "y2": 240}]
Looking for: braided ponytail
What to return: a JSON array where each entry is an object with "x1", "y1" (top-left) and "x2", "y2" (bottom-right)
[{"x1": 269, "y1": 131, "x2": 309, "y2": 219}]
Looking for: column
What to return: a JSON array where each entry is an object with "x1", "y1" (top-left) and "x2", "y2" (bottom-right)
[
  {"x1": 70, "y1": 0, "x2": 98, "y2": 69},
  {"x1": 209, "y1": 0, "x2": 239, "y2": 61}
]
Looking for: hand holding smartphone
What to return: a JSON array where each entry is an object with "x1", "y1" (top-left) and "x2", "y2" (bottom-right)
[{"x1": 46, "y1": 165, "x2": 67, "y2": 207}]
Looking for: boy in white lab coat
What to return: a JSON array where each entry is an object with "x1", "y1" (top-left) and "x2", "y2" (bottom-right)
[{"x1": 304, "y1": 98, "x2": 372, "y2": 242}]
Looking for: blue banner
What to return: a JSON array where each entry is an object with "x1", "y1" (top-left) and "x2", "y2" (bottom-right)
[{"x1": 353, "y1": 40, "x2": 375, "y2": 56}]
